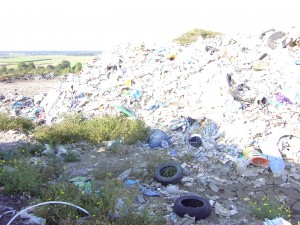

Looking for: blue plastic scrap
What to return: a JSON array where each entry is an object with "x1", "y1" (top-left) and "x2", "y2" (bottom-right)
[
  {"x1": 140, "y1": 186, "x2": 161, "y2": 197},
  {"x1": 124, "y1": 180, "x2": 139, "y2": 188}
]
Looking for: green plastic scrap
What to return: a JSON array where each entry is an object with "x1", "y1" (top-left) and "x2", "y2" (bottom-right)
[
  {"x1": 69, "y1": 176, "x2": 92, "y2": 194},
  {"x1": 114, "y1": 105, "x2": 136, "y2": 119}
]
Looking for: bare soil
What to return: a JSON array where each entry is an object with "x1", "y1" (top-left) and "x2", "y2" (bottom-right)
[{"x1": 0, "y1": 78, "x2": 64, "y2": 97}]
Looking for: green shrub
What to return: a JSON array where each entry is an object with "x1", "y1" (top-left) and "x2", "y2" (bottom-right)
[
  {"x1": 84, "y1": 116, "x2": 150, "y2": 145},
  {"x1": 0, "y1": 113, "x2": 34, "y2": 133},
  {"x1": 34, "y1": 114, "x2": 85, "y2": 145},
  {"x1": 173, "y1": 28, "x2": 221, "y2": 45},
  {"x1": 35, "y1": 114, "x2": 149, "y2": 146}
]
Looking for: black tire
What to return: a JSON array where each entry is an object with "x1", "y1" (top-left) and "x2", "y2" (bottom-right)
[
  {"x1": 174, "y1": 195, "x2": 212, "y2": 220},
  {"x1": 154, "y1": 162, "x2": 183, "y2": 185}
]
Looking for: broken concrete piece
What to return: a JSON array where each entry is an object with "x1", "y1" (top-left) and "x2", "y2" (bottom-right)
[
  {"x1": 117, "y1": 168, "x2": 132, "y2": 181},
  {"x1": 214, "y1": 202, "x2": 238, "y2": 217},
  {"x1": 165, "y1": 185, "x2": 187, "y2": 195},
  {"x1": 174, "y1": 215, "x2": 195, "y2": 225}
]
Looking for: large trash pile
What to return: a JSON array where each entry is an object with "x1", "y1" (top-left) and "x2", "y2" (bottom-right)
[
  {"x1": 1, "y1": 27, "x2": 300, "y2": 225},
  {"x1": 1, "y1": 27, "x2": 300, "y2": 171}
]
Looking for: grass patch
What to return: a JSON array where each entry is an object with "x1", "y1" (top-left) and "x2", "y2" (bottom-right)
[
  {"x1": 0, "y1": 113, "x2": 34, "y2": 134},
  {"x1": 173, "y1": 28, "x2": 221, "y2": 45},
  {"x1": 35, "y1": 115, "x2": 150, "y2": 146}
]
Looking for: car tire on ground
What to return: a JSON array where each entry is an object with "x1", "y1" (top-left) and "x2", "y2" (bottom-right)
[
  {"x1": 154, "y1": 161, "x2": 183, "y2": 185},
  {"x1": 174, "y1": 195, "x2": 212, "y2": 220}
]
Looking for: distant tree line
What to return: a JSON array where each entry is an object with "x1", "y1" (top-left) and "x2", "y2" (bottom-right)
[{"x1": 0, "y1": 60, "x2": 82, "y2": 78}]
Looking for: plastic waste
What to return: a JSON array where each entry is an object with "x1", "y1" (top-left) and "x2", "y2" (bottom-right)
[
  {"x1": 169, "y1": 149, "x2": 177, "y2": 156},
  {"x1": 106, "y1": 139, "x2": 123, "y2": 150},
  {"x1": 147, "y1": 102, "x2": 162, "y2": 111},
  {"x1": 69, "y1": 176, "x2": 92, "y2": 194},
  {"x1": 294, "y1": 59, "x2": 300, "y2": 65},
  {"x1": 140, "y1": 186, "x2": 161, "y2": 197},
  {"x1": 281, "y1": 85, "x2": 300, "y2": 104},
  {"x1": 124, "y1": 179, "x2": 139, "y2": 187},
  {"x1": 275, "y1": 93, "x2": 292, "y2": 104},
  {"x1": 114, "y1": 105, "x2": 136, "y2": 119},
  {"x1": 243, "y1": 147, "x2": 269, "y2": 167},
  {"x1": 260, "y1": 141, "x2": 285, "y2": 177},
  {"x1": 148, "y1": 129, "x2": 170, "y2": 148},
  {"x1": 129, "y1": 89, "x2": 142, "y2": 100},
  {"x1": 263, "y1": 217, "x2": 291, "y2": 225}
]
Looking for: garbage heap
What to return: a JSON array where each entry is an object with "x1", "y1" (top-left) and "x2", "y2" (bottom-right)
[{"x1": 1, "y1": 28, "x2": 300, "y2": 170}]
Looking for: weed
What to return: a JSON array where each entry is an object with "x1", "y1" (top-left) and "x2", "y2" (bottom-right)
[
  {"x1": 92, "y1": 161, "x2": 132, "y2": 181},
  {"x1": 17, "y1": 143, "x2": 44, "y2": 157},
  {"x1": 0, "y1": 151, "x2": 15, "y2": 161},
  {"x1": 246, "y1": 196, "x2": 291, "y2": 220},
  {"x1": 63, "y1": 149, "x2": 81, "y2": 162},
  {"x1": 145, "y1": 153, "x2": 170, "y2": 176},
  {"x1": 179, "y1": 152, "x2": 195, "y2": 163},
  {"x1": 34, "y1": 178, "x2": 164, "y2": 225},
  {"x1": 0, "y1": 158, "x2": 44, "y2": 195},
  {"x1": 41, "y1": 155, "x2": 65, "y2": 181},
  {"x1": 161, "y1": 166, "x2": 177, "y2": 177},
  {"x1": 0, "y1": 113, "x2": 34, "y2": 134},
  {"x1": 173, "y1": 28, "x2": 221, "y2": 45}
]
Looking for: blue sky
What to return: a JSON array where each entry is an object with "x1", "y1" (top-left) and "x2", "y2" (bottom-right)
[{"x1": 0, "y1": 0, "x2": 299, "y2": 50}]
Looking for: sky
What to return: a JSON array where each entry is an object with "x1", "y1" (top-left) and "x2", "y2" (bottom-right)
[{"x1": 0, "y1": 0, "x2": 299, "y2": 51}]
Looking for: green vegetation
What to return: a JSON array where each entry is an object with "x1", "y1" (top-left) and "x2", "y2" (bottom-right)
[
  {"x1": 0, "y1": 54, "x2": 93, "y2": 80},
  {"x1": 173, "y1": 28, "x2": 221, "y2": 45},
  {"x1": 0, "y1": 152, "x2": 165, "y2": 224},
  {"x1": 246, "y1": 196, "x2": 291, "y2": 220},
  {"x1": 35, "y1": 115, "x2": 150, "y2": 146},
  {"x1": 0, "y1": 60, "x2": 83, "y2": 80},
  {"x1": 161, "y1": 166, "x2": 177, "y2": 177},
  {"x1": 0, "y1": 113, "x2": 34, "y2": 134},
  {"x1": 0, "y1": 113, "x2": 149, "y2": 147},
  {"x1": 0, "y1": 158, "x2": 48, "y2": 195}
]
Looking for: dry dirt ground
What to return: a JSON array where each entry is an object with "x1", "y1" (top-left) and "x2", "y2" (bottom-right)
[{"x1": 0, "y1": 79, "x2": 300, "y2": 225}]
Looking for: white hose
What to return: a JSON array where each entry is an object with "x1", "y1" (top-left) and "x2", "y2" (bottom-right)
[{"x1": 7, "y1": 201, "x2": 91, "y2": 225}]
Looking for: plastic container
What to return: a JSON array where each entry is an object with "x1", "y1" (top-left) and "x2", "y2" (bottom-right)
[{"x1": 243, "y1": 147, "x2": 269, "y2": 167}]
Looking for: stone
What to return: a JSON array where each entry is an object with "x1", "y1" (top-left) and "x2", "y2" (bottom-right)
[
  {"x1": 209, "y1": 183, "x2": 219, "y2": 193},
  {"x1": 136, "y1": 194, "x2": 146, "y2": 204}
]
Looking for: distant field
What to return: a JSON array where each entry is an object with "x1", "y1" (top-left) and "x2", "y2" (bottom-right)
[{"x1": 0, "y1": 55, "x2": 95, "y2": 69}]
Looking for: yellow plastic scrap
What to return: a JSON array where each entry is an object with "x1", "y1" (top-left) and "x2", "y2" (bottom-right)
[
  {"x1": 124, "y1": 80, "x2": 132, "y2": 87},
  {"x1": 230, "y1": 56, "x2": 237, "y2": 62},
  {"x1": 169, "y1": 54, "x2": 176, "y2": 61}
]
